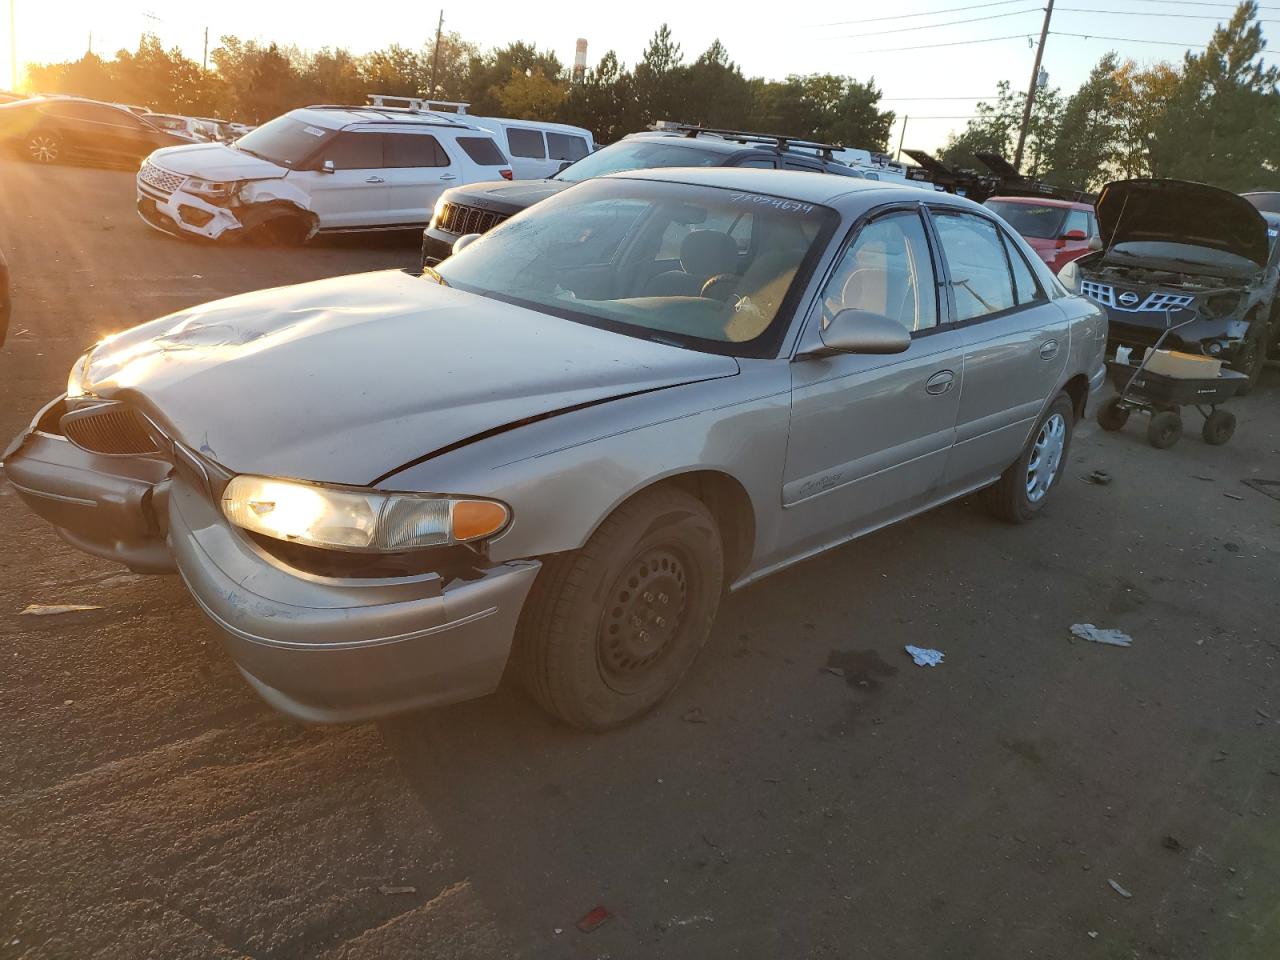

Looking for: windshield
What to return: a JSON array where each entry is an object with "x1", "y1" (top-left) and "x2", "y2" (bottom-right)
[
  {"x1": 433, "y1": 177, "x2": 838, "y2": 357},
  {"x1": 233, "y1": 114, "x2": 334, "y2": 168},
  {"x1": 554, "y1": 139, "x2": 726, "y2": 184},
  {"x1": 985, "y1": 201, "x2": 1069, "y2": 239}
]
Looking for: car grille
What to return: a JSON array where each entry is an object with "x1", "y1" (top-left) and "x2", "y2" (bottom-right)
[
  {"x1": 436, "y1": 202, "x2": 509, "y2": 237},
  {"x1": 1080, "y1": 280, "x2": 1195, "y2": 313},
  {"x1": 138, "y1": 161, "x2": 185, "y2": 197},
  {"x1": 61, "y1": 403, "x2": 161, "y2": 456}
]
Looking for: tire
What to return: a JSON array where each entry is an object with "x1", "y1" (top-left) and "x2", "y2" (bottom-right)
[
  {"x1": 516, "y1": 485, "x2": 724, "y2": 731},
  {"x1": 983, "y1": 392, "x2": 1075, "y2": 524},
  {"x1": 1201, "y1": 409, "x2": 1236, "y2": 446},
  {"x1": 1147, "y1": 410, "x2": 1182, "y2": 449},
  {"x1": 1096, "y1": 395, "x2": 1130, "y2": 432},
  {"x1": 259, "y1": 215, "x2": 311, "y2": 246},
  {"x1": 26, "y1": 131, "x2": 61, "y2": 163},
  {"x1": 1232, "y1": 332, "x2": 1266, "y2": 396}
]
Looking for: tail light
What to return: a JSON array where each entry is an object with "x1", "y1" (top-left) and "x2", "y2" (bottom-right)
[{"x1": 499, "y1": 169, "x2": 513, "y2": 180}]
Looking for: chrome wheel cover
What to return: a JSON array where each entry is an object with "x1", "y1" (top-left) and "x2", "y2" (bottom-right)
[
  {"x1": 1026, "y1": 413, "x2": 1066, "y2": 503},
  {"x1": 28, "y1": 135, "x2": 58, "y2": 162}
]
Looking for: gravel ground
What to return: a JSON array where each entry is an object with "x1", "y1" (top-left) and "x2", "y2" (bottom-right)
[{"x1": 2, "y1": 157, "x2": 1278, "y2": 959}]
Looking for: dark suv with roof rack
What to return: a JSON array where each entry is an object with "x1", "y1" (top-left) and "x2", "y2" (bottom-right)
[{"x1": 420, "y1": 126, "x2": 864, "y2": 267}]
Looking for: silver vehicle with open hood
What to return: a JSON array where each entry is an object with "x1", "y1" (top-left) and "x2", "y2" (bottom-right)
[{"x1": 5, "y1": 169, "x2": 1105, "y2": 729}]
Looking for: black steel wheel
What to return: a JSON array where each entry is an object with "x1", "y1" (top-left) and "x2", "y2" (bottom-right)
[
  {"x1": 1147, "y1": 411, "x2": 1183, "y2": 449},
  {"x1": 1201, "y1": 409, "x2": 1236, "y2": 446},
  {"x1": 1096, "y1": 396, "x2": 1130, "y2": 432},
  {"x1": 516, "y1": 485, "x2": 724, "y2": 731}
]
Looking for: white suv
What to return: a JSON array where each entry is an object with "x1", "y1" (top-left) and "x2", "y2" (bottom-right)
[{"x1": 136, "y1": 106, "x2": 513, "y2": 243}]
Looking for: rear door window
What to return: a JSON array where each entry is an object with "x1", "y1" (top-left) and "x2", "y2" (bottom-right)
[
  {"x1": 323, "y1": 132, "x2": 384, "y2": 169},
  {"x1": 507, "y1": 128, "x2": 546, "y2": 159},
  {"x1": 384, "y1": 132, "x2": 449, "y2": 167},
  {"x1": 931, "y1": 210, "x2": 1017, "y2": 321},
  {"x1": 455, "y1": 136, "x2": 507, "y2": 165},
  {"x1": 1001, "y1": 232, "x2": 1044, "y2": 304},
  {"x1": 546, "y1": 132, "x2": 589, "y2": 161}
]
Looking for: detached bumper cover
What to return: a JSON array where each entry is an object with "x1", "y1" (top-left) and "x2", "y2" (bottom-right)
[{"x1": 136, "y1": 184, "x2": 242, "y2": 241}]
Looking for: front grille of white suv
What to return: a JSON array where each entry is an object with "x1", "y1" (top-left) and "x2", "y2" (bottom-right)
[{"x1": 139, "y1": 161, "x2": 185, "y2": 197}]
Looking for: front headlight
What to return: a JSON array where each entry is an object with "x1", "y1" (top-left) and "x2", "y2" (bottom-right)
[
  {"x1": 1058, "y1": 259, "x2": 1081, "y2": 292},
  {"x1": 185, "y1": 178, "x2": 239, "y2": 203},
  {"x1": 221, "y1": 475, "x2": 510, "y2": 552},
  {"x1": 431, "y1": 194, "x2": 448, "y2": 226},
  {"x1": 66, "y1": 352, "x2": 92, "y2": 399}
]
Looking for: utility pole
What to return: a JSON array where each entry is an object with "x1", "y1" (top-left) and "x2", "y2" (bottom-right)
[
  {"x1": 896, "y1": 115, "x2": 908, "y2": 162},
  {"x1": 428, "y1": 10, "x2": 444, "y2": 99},
  {"x1": 1013, "y1": 0, "x2": 1053, "y2": 173},
  {"x1": 88, "y1": 31, "x2": 92, "y2": 56},
  {"x1": 202, "y1": 27, "x2": 208, "y2": 72}
]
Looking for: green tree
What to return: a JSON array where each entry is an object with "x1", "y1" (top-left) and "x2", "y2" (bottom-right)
[
  {"x1": 466, "y1": 42, "x2": 563, "y2": 116},
  {"x1": 632, "y1": 24, "x2": 685, "y2": 125},
  {"x1": 750, "y1": 74, "x2": 894, "y2": 149},
  {"x1": 494, "y1": 68, "x2": 566, "y2": 119},
  {"x1": 560, "y1": 51, "x2": 637, "y2": 143},
  {"x1": 680, "y1": 40, "x2": 753, "y2": 130},
  {"x1": 940, "y1": 80, "x2": 1063, "y2": 175},
  {"x1": 1044, "y1": 53, "x2": 1123, "y2": 190}
]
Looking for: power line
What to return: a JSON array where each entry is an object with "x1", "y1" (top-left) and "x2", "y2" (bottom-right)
[
  {"x1": 850, "y1": 32, "x2": 1038, "y2": 53},
  {"x1": 840, "y1": 7, "x2": 1042, "y2": 37},
  {"x1": 1058, "y1": 6, "x2": 1279, "y2": 17},
  {"x1": 1111, "y1": 0, "x2": 1278, "y2": 7},
  {"x1": 879, "y1": 95, "x2": 1008, "y2": 99},
  {"x1": 813, "y1": 0, "x2": 1029, "y2": 28},
  {"x1": 1051, "y1": 29, "x2": 1212, "y2": 45}
]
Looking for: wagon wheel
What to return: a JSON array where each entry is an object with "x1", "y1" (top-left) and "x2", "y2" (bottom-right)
[
  {"x1": 1147, "y1": 411, "x2": 1183, "y2": 449},
  {"x1": 1201, "y1": 409, "x2": 1236, "y2": 446}
]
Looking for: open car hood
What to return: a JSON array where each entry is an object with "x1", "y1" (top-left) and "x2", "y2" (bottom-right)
[
  {"x1": 79, "y1": 271, "x2": 738, "y2": 486},
  {"x1": 1096, "y1": 179, "x2": 1270, "y2": 267}
]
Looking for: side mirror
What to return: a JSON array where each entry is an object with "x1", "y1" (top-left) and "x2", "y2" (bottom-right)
[
  {"x1": 452, "y1": 233, "x2": 482, "y2": 254},
  {"x1": 1088, "y1": 236, "x2": 1103, "y2": 252},
  {"x1": 320, "y1": 159, "x2": 335, "y2": 174},
  {"x1": 1062, "y1": 229, "x2": 1088, "y2": 242},
  {"x1": 806, "y1": 308, "x2": 911, "y2": 357},
  {"x1": 556, "y1": 160, "x2": 572, "y2": 174}
]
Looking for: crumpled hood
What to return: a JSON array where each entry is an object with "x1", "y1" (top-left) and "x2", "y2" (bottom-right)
[
  {"x1": 81, "y1": 271, "x2": 739, "y2": 485},
  {"x1": 1097, "y1": 179, "x2": 1270, "y2": 266},
  {"x1": 445, "y1": 179, "x2": 569, "y2": 215},
  {"x1": 147, "y1": 142, "x2": 288, "y2": 182}
]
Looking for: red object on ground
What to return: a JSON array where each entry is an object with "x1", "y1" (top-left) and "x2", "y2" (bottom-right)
[{"x1": 576, "y1": 906, "x2": 612, "y2": 932}]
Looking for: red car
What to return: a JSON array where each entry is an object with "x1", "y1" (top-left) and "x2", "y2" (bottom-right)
[{"x1": 984, "y1": 196, "x2": 1099, "y2": 273}]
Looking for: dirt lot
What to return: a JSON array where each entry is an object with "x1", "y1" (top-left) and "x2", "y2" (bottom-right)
[{"x1": 2, "y1": 157, "x2": 1279, "y2": 960}]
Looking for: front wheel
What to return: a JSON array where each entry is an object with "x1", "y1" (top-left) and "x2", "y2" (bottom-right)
[
  {"x1": 983, "y1": 392, "x2": 1075, "y2": 524},
  {"x1": 516, "y1": 486, "x2": 724, "y2": 731},
  {"x1": 1232, "y1": 331, "x2": 1266, "y2": 396}
]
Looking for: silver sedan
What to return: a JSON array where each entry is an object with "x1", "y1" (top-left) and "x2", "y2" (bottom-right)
[{"x1": 4, "y1": 168, "x2": 1107, "y2": 729}]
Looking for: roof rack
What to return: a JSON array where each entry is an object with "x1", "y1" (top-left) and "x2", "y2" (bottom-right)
[
  {"x1": 660, "y1": 123, "x2": 844, "y2": 160},
  {"x1": 366, "y1": 94, "x2": 470, "y2": 114},
  {"x1": 303, "y1": 102, "x2": 472, "y2": 127}
]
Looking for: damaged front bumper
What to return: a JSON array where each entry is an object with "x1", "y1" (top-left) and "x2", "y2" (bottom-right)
[
  {"x1": 136, "y1": 182, "x2": 244, "y2": 241},
  {"x1": 4, "y1": 398, "x2": 541, "y2": 723}
]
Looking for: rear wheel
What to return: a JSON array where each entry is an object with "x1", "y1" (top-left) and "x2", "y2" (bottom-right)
[
  {"x1": 1096, "y1": 396, "x2": 1130, "y2": 432},
  {"x1": 516, "y1": 485, "x2": 724, "y2": 731},
  {"x1": 1201, "y1": 409, "x2": 1236, "y2": 446},
  {"x1": 26, "y1": 131, "x2": 61, "y2": 163},
  {"x1": 1147, "y1": 411, "x2": 1182, "y2": 449},
  {"x1": 983, "y1": 392, "x2": 1074, "y2": 524}
]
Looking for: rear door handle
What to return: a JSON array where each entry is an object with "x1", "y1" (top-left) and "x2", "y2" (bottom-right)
[
  {"x1": 925, "y1": 370, "x2": 955, "y2": 395},
  {"x1": 1040, "y1": 339, "x2": 1059, "y2": 360},
  {"x1": 439, "y1": 173, "x2": 458, "y2": 181},
  {"x1": 365, "y1": 176, "x2": 385, "y2": 183}
]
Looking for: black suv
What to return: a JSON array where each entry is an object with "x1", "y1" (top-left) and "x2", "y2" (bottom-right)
[{"x1": 421, "y1": 126, "x2": 864, "y2": 267}]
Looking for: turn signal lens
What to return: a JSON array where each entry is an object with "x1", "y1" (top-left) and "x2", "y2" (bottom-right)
[
  {"x1": 452, "y1": 500, "x2": 510, "y2": 542},
  {"x1": 221, "y1": 475, "x2": 509, "y2": 552}
]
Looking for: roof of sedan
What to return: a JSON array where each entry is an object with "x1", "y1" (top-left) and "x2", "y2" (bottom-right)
[
  {"x1": 987, "y1": 195, "x2": 1094, "y2": 211},
  {"x1": 607, "y1": 166, "x2": 941, "y2": 207}
]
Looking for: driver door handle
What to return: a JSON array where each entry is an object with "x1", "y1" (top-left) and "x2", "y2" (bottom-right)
[
  {"x1": 925, "y1": 370, "x2": 955, "y2": 395},
  {"x1": 439, "y1": 173, "x2": 458, "y2": 181},
  {"x1": 364, "y1": 176, "x2": 385, "y2": 183}
]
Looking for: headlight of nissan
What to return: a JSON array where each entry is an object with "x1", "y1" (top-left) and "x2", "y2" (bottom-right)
[
  {"x1": 221, "y1": 475, "x2": 510, "y2": 552},
  {"x1": 1058, "y1": 259, "x2": 1081, "y2": 292}
]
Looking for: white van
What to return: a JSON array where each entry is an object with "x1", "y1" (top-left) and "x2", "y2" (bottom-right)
[{"x1": 461, "y1": 117, "x2": 594, "y2": 180}]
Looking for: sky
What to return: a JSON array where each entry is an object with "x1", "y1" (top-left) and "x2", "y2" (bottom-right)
[{"x1": 2, "y1": 0, "x2": 1275, "y2": 153}]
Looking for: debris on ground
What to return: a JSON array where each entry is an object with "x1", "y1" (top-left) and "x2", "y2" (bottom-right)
[
  {"x1": 576, "y1": 906, "x2": 612, "y2": 933},
  {"x1": 1192, "y1": 475, "x2": 1214, "y2": 482},
  {"x1": 823, "y1": 666, "x2": 846, "y2": 678},
  {"x1": 1082, "y1": 470, "x2": 1112, "y2": 486},
  {"x1": 1257, "y1": 708, "x2": 1273, "y2": 720},
  {"x1": 1213, "y1": 751, "x2": 1228, "y2": 763},
  {"x1": 1088, "y1": 931, "x2": 1099, "y2": 939},
  {"x1": 377, "y1": 885, "x2": 416, "y2": 895},
  {"x1": 1241, "y1": 479, "x2": 1280, "y2": 502},
  {"x1": 904, "y1": 645, "x2": 944, "y2": 667},
  {"x1": 553, "y1": 928, "x2": 563, "y2": 935},
  {"x1": 1224, "y1": 493, "x2": 1245, "y2": 501},
  {"x1": 1223, "y1": 542, "x2": 1240, "y2": 553},
  {"x1": 1162, "y1": 835, "x2": 1183, "y2": 852},
  {"x1": 19, "y1": 604, "x2": 103, "y2": 616},
  {"x1": 681, "y1": 707, "x2": 709, "y2": 724},
  {"x1": 1069, "y1": 624, "x2": 1133, "y2": 648},
  {"x1": 1108, "y1": 879, "x2": 1133, "y2": 899}
]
